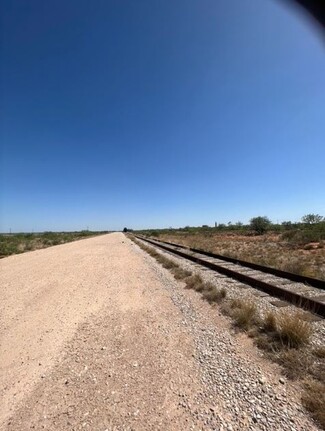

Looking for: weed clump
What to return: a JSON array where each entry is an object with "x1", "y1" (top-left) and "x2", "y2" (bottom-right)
[
  {"x1": 277, "y1": 349, "x2": 313, "y2": 380},
  {"x1": 263, "y1": 311, "x2": 277, "y2": 332},
  {"x1": 158, "y1": 256, "x2": 178, "y2": 270},
  {"x1": 229, "y1": 300, "x2": 258, "y2": 330},
  {"x1": 276, "y1": 312, "x2": 312, "y2": 348},
  {"x1": 259, "y1": 310, "x2": 313, "y2": 349},
  {"x1": 302, "y1": 380, "x2": 325, "y2": 428},
  {"x1": 234, "y1": 301, "x2": 257, "y2": 330},
  {"x1": 183, "y1": 275, "x2": 227, "y2": 304},
  {"x1": 313, "y1": 347, "x2": 325, "y2": 359},
  {"x1": 172, "y1": 267, "x2": 192, "y2": 280},
  {"x1": 202, "y1": 284, "x2": 227, "y2": 304},
  {"x1": 185, "y1": 274, "x2": 204, "y2": 291}
]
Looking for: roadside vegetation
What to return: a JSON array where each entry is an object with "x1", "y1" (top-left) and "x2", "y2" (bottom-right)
[
  {"x1": 130, "y1": 235, "x2": 325, "y2": 428},
  {"x1": 136, "y1": 214, "x2": 325, "y2": 281},
  {"x1": 0, "y1": 231, "x2": 108, "y2": 257}
]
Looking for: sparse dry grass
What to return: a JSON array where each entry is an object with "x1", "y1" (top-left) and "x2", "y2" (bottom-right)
[
  {"x1": 231, "y1": 300, "x2": 258, "y2": 329},
  {"x1": 132, "y1": 238, "x2": 227, "y2": 305},
  {"x1": 185, "y1": 274, "x2": 204, "y2": 291},
  {"x1": 172, "y1": 267, "x2": 192, "y2": 280},
  {"x1": 302, "y1": 380, "x2": 325, "y2": 428},
  {"x1": 130, "y1": 236, "x2": 324, "y2": 429},
  {"x1": 220, "y1": 299, "x2": 323, "y2": 426},
  {"x1": 256, "y1": 310, "x2": 325, "y2": 427},
  {"x1": 201, "y1": 283, "x2": 227, "y2": 304},
  {"x1": 184, "y1": 276, "x2": 228, "y2": 304},
  {"x1": 0, "y1": 231, "x2": 106, "y2": 257},
  {"x1": 263, "y1": 311, "x2": 277, "y2": 332},
  {"x1": 158, "y1": 256, "x2": 178, "y2": 270},
  {"x1": 158, "y1": 232, "x2": 325, "y2": 280},
  {"x1": 277, "y1": 349, "x2": 314, "y2": 380},
  {"x1": 313, "y1": 346, "x2": 325, "y2": 359}
]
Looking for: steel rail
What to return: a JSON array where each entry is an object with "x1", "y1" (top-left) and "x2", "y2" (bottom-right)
[
  {"x1": 135, "y1": 235, "x2": 325, "y2": 318},
  {"x1": 143, "y1": 237, "x2": 325, "y2": 290}
]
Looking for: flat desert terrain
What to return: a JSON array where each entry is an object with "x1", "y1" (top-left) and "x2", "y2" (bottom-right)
[{"x1": 0, "y1": 233, "x2": 320, "y2": 430}]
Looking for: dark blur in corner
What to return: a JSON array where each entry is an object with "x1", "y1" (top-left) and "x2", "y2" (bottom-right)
[{"x1": 289, "y1": 0, "x2": 325, "y2": 29}]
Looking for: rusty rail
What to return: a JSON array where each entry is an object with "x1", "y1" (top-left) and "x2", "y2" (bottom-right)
[{"x1": 135, "y1": 235, "x2": 325, "y2": 318}]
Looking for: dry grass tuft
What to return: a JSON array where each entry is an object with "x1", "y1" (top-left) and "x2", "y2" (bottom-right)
[
  {"x1": 183, "y1": 275, "x2": 227, "y2": 304},
  {"x1": 202, "y1": 284, "x2": 227, "y2": 304},
  {"x1": 277, "y1": 312, "x2": 313, "y2": 348},
  {"x1": 185, "y1": 274, "x2": 204, "y2": 291},
  {"x1": 172, "y1": 267, "x2": 192, "y2": 280},
  {"x1": 254, "y1": 332, "x2": 276, "y2": 352},
  {"x1": 230, "y1": 300, "x2": 258, "y2": 330},
  {"x1": 219, "y1": 287, "x2": 227, "y2": 299},
  {"x1": 313, "y1": 346, "x2": 325, "y2": 359},
  {"x1": 302, "y1": 380, "x2": 325, "y2": 429},
  {"x1": 157, "y1": 256, "x2": 178, "y2": 269},
  {"x1": 230, "y1": 298, "x2": 243, "y2": 309},
  {"x1": 263, "y1": 311, "x2": 277, "y2": 332},
  {"x1": 277, "y1": 349, "x2": 313, "y2": 380}
]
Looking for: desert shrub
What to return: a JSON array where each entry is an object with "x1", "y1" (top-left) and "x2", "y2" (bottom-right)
[
  {"x1": 302, "y1": 214, "x2": 324, "y2": 224},
  {"x1": 250, "y1": 216, "x2": 272, "y2": 235},
  {"x1": 281, "y1": 222, "x2": 325, "y2": 245}
]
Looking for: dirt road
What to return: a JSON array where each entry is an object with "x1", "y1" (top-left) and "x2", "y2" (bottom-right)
[{"x1": 0, "y1": 233, "x2": 320, "y2": 430}]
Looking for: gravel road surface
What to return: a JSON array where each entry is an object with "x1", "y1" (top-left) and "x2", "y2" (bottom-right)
[{"x1": 0, "y1": 233, "x2": 320, "y2": 430}]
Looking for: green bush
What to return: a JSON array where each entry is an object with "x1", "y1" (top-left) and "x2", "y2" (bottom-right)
[
  {"x1": 281, "y1": 222, "x2": 325, "y2": 245},
  {"x1": 250, "y1": 216, "x2": 272, "y2": 235}
]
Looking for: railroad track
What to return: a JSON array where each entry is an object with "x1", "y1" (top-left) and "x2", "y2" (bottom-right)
[{"x1": 134, "y1": 235, "x2": 325, "y2": 318}]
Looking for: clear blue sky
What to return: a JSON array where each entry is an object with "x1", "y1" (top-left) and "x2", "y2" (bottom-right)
[{"x1": 1, "y1": 0, "x2": 325, "y2": 232}]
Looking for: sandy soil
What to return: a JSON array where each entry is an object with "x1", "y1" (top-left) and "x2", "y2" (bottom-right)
[{"x1": 0, "y1": 233, "x2": 203, "y2": 430}]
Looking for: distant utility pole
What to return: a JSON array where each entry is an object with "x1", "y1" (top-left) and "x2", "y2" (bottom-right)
[{"x1": 9, "y1": 228, "x2": 11, "y2": 235}]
